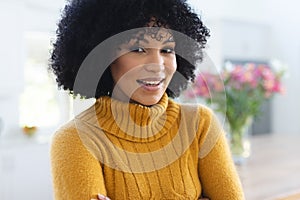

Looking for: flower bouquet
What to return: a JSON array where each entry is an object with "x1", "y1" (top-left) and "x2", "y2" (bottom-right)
[{"x1": 185, "y1": 61, "x2": 285, "y2": 163}]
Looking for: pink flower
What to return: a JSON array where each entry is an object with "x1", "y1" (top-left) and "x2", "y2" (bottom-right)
[
  {"x1": 185, "y1": 62, "x2": 285, "y2": 108},
  {"x1": 263, "y1": 79, "x2": 275, "y2": 91},
  {"x1": 213, "y1": 79, "x2": 224, "y2": 92},
  {"x1": 272, "y1": 80, "x2": 285, "y2": 94},
  {"x1": 262, "y1": 66, "x2": 276, "y2": 81},
  {"x1": 192, "y1": 73, "x2": 211, "y2": 98}
]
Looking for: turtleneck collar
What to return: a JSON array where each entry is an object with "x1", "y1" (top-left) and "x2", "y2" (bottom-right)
[{"x1": 76, "y1": 93, "x2": 180, "y2": 142}]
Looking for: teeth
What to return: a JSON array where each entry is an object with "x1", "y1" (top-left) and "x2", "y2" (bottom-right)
[
  {"x1": 137, "y1": 80, "x2": 163, "y2": 86},
  {"x1": 144, "y1": 81, "x2": 160, "y2": 85}
]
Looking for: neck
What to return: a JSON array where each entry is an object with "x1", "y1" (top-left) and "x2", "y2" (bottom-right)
[{"x1": 76, "y1": 93, "x2": 180, "y2": 142}]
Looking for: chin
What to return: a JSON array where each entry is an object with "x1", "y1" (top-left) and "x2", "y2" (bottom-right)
[
  {"x1": 131, "y1": 93, "x2": 164, "y2": 106},
  {"x1": 130, "y1": 98, "x2": 159, "y2": 106}
]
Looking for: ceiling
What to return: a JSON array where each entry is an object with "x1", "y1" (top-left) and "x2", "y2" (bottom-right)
[{"x1": 24, "y1": 0, "x2": 66, "y2": 12}]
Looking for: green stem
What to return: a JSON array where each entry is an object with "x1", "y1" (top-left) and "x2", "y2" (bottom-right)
[{"x1": 230, "y1": 129, "x2": 245, "y2": 155}]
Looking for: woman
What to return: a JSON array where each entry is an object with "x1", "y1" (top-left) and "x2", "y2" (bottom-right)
[{"x1": 50, "y1": 0, "x2": 245, "y2": 199}]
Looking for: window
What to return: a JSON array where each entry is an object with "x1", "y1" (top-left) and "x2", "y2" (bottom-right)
[{"x1": 19, "y1": 32, "x2": 71, "y2": 128}]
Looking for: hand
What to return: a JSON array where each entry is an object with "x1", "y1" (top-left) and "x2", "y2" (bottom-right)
[
  {"x1": 91, "y1": 194, "x2": 111, "y2": 200},
  {"x1": 91, "y1": 194, "x2": 208, "y2": 200}
]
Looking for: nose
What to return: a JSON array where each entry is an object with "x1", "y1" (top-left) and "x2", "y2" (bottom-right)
[{"x1": 144, "y1": 50, "x2": 164, "y2": 72}]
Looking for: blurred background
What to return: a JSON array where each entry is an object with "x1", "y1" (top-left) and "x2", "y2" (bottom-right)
[{"x1": 0, "y1": 0, "x2": 299, "y2": 199}]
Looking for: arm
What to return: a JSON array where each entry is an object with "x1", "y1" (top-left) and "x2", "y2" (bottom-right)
[
  {"x1": 197, "y1": 108, "x2": 245, "y2": 200},
  {"x1": 50, "y1": 125, "x2": 107, "y2": 200},
  {"x1": 198, "y1": 133, "x2": 244, "y2": 199}
]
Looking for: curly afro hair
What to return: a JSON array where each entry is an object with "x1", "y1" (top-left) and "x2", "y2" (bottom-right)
[{"x1": 50, "y1": 0, "x2": 210, "y2": 99}]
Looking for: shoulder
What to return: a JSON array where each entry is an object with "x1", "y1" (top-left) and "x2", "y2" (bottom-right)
[
  {"x1": 170, "y1": 100, "x2": 217, "y2": 135},
  {"x1": 51, "y1": 120, "x2": 79, "y2": 146},
  {"x1": 50, "y1": 118, "x2": 104, "y2": 163},
  {"x1": 173, "y1": 100, "x2": 225, "y2": 156},
  {"x1": 50, "y1": 120, "x2": 88, "y2": 158},
  {"x1": 196, "y1": 105, "x2": 226, "y2": 159},
  {"x1": 197, "y1": 104, "x2": 216, "y2": 131},
  {"x1": 171, "y1": 99, "x2": 214, "y2": 124}
]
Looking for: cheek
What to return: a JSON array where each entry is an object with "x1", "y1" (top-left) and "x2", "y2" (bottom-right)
[
  {"x1": 167, "y1": 57, "x2": 177, "y2": 75},
  {"x1": 110, "y1": 59, "x2": 131, "y2": 82},
  {"x1": 110, "y1": 62, "x2": 140, "y2": 85}
]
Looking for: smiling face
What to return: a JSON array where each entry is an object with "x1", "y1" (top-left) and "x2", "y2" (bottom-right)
[{"x1": 110, "y1": 29, "x2": 177, "y2": 106}]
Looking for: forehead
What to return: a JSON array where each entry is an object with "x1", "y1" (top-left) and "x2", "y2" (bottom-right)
[
  {"x1": 138, "y1": 28, "x2": 173, "y2": 41},
  {"x1": 127, "y1": 27, "x2": 175, "y2": 45}
]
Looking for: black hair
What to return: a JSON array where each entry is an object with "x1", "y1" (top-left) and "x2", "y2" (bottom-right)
[{"x1": 50, "y1": 0, "x2": 210, "y2": 98}]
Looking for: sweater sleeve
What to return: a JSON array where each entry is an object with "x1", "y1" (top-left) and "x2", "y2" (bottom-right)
[
  {"x1": 50, "y1": 122, "x2": 107, "y2": 200},
  {"x1": 197, "y1": 107, "x2": 245, "y2": 200}
]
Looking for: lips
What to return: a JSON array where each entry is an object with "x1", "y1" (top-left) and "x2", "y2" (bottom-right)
[
  {"x1": 137, "y1": 79, "x2": 164, "y2": 86},
  {"x1": 136, "y1": 78, "x2": 165, "y2": 90}
]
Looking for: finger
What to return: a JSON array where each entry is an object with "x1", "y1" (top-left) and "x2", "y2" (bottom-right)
[{"x1": 97, "y1": 194, "x2": 111, "y2": 200}]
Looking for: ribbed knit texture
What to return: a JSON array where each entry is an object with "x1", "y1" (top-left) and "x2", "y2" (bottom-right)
[{"x1": 50, "y1": 94, "x2": 245, "y2": 199}]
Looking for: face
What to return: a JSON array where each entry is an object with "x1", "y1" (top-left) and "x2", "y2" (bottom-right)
[{"x1": 110, "y1": 29, "x2": 177, "y2": 106}]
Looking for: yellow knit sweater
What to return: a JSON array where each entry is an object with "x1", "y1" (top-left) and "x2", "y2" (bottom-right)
[{"x1": 50, "y1": 94, "x2": 244, "y2": 200}]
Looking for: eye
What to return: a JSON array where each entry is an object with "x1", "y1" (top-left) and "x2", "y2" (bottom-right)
[
  {"x1": 129, "y1": 47, "x2": 145, "y2": 53},
  {"x1": 161, "y1": 47, "x2": 175, "y2": 54}
]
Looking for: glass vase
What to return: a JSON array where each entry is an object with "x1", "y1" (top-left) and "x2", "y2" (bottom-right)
[{"x1": 228, "y1": 117, "x2": 252, "y2": 165}]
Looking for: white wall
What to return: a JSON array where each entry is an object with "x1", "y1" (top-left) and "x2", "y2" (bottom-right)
[
  {"x1": 261, "y1": 0, "x2": 300, "y2": 134},
  {"x1": 0, "y1": 1, "x2": 25, "y2": 135},
  {"x1": 0, "y1": 0, "x2": 64, "y2": 136},
  {"x1": 0, "y1": 1, "x2": 64, "y2": 199},
  {"x1": 189, "y1": 0, "x2": 300, "y2": 134}
]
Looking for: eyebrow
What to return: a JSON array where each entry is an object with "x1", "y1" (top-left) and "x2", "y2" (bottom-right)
[
  {"x1": 134, "y1": 38, "x2": 175, "y2": 45},
  {"x1": 135, "y1": 38, "x2": 149, "y2": 44},
  {"x1": 162, "y1": 39, "x2": 175, "y2": 45}
]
